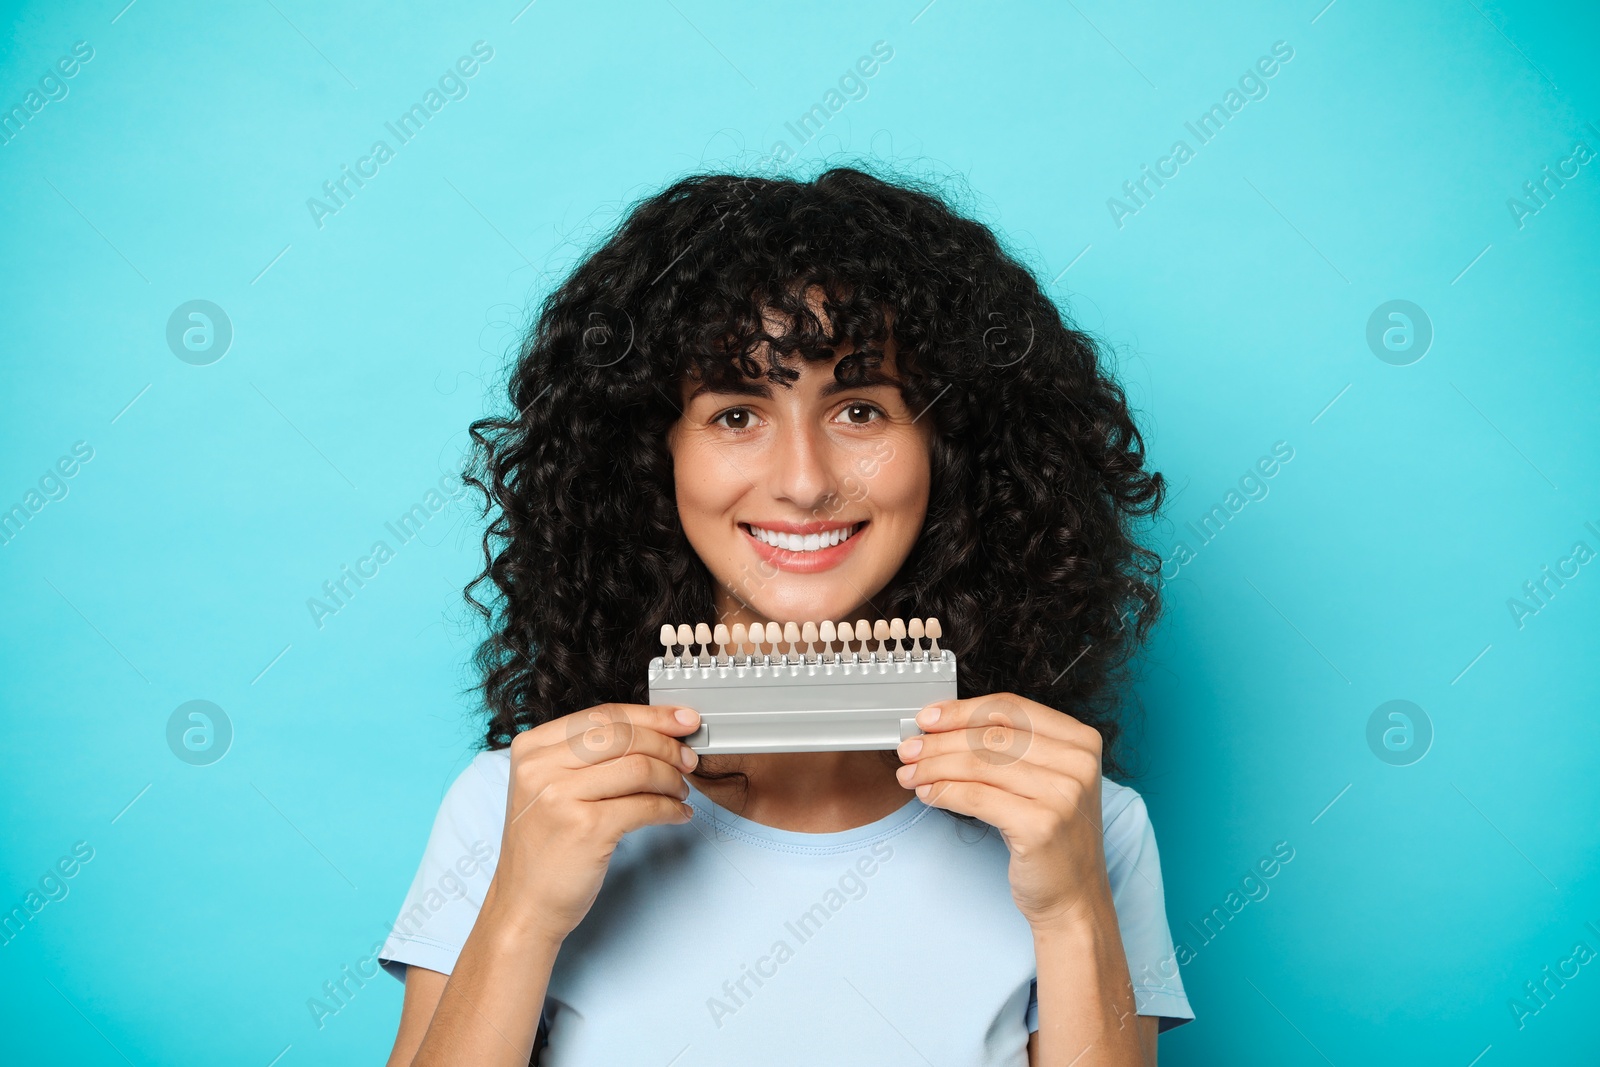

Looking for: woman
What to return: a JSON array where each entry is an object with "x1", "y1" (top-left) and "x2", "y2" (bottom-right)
[{"x1": 379, "y1": 166, "x2": 1193, "y2": 1065}]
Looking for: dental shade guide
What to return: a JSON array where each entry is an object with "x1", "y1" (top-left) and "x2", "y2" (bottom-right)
[{"x1": 649, "y1": 616, "x2": 957, "y2": 754}]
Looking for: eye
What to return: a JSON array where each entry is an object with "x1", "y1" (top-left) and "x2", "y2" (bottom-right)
[
  {"x1": 834, "y1": 402, "x2": 885, "y2": 426},
  {"x1": 710, "y1": 406, "x2": 762, "y2": 431}
]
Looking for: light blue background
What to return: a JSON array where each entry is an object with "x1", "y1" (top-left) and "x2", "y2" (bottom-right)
[{"x1": 2, "y1": 1, "x2": 1596, "y2": 1064}]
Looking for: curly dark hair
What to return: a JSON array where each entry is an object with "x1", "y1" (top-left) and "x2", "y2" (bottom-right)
[{"x1": 461, "y1": 163, "x2": 1166, "y2": 809}]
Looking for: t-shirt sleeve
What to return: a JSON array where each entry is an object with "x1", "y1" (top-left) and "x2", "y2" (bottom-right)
[
  {"x1": 1025, "y1": 783, "x2": 1195, "y2": 1033},
  {"x1": 378, "y1": 751, "x2": 508, "y2": 982}
]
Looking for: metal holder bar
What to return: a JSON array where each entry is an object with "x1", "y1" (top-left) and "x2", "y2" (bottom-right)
[{"x1": 648, "y1": 651, "x2": 958, "y2": 754}]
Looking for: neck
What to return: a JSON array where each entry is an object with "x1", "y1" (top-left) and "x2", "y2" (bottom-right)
[{"x1": 690, "y1": 748, "x2": 912, "y2": 831}]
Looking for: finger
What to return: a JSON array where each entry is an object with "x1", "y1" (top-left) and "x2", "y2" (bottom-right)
[
  {"x1": 909, "y1": 778, "x2": 1026, "y2": 829},
  {"x1": 523, "y1": 704, "x2": 703, "y2": 772},
  {"x1": 564, "y1": 750, "x2": 694, "y2": 804},
  {"x1": 508, "y1": 750, "x2": 691, "y2": 828},
  {"x1": 560, "y1": 714, "x2": 701, "y2": 774},
  {"x1": 897, "y1": 747, "x2": 1076, "y2": 803},
  {"x1": 521, "y1": 703, "x2": 703, "y2": 751},
  {"x1": 899, "y1": 728, "x2": 1100, "y2": 781},
  {"x1": 913, "y1": 693, "x2": 1098, "y2": 749},
  {"x1": 591, "y1": 791, "x2": 696, "y2": 837}
]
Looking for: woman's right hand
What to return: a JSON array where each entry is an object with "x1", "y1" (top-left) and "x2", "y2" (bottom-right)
[{"x1": 481, "y1": 703, "x2": 702, "y2": 947}]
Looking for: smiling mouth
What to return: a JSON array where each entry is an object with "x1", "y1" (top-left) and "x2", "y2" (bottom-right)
[{"x1": 739, "y1": 521, "x2": 866, "y2": 553}]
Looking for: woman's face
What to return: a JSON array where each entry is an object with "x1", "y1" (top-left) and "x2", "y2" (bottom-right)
[{"x1": 665, "y1": 319, "x2": 933, "y2": 631}]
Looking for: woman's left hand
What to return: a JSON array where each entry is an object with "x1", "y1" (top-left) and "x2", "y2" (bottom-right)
[{"x1": 895, "y1": 693, "x2": 1112, "y2": 930}]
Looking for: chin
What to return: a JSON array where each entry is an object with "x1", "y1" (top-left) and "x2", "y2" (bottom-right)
[
  {"x1": 737, "y1": 578, "x2": 873, "y2": 626},
  {"x1": 762, "y1": 594, "x2": 856, "y2": 625}
]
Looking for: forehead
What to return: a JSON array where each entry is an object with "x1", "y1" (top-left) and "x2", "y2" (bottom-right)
[
  {"x1": 673, "y1": 286, "x2": 904, "y2": 403},
  {"x1": 678, "y1": 342, "x2": 903, "y2": 404}
]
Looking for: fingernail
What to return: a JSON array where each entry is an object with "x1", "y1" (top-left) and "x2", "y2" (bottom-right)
[
  {"x1": 896, "y1": 764, "x2": 915, "y2": 783},
  {"x1": 918, "y1": 705, "x2": 941, "y2": 726},
  {"x1": 675, "y1": 707, "x2": 699, "y2": 725},
  {"x1": 679, "y1": 744, "x2": 698, "y2": 770},
  {"x1": 898, "y1": 737, "x2": 922, "y2": 759}
]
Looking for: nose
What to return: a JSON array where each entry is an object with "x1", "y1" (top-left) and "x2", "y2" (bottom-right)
[{"x1": 770, "y1": 418, "x2": 839, "y2": 513}]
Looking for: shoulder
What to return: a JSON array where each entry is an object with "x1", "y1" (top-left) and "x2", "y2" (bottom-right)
[
  {"x1": 379, "y1": 750, "x2": 512, "y2": 979},
  {"x1": 1090, "y1": 778, "x2": 1196, "y2": 1027},
  {"x1": 464, "y1": 747, "x2": 512, "y2": 788},
  {"x1": 426, "y1": 749, "x2": 512, "y2": 840},
  {"x1": 447, "y1": 747, "x2": 512, "y2": 800},
  {"x1": 1096, "y1": 777, "x2": 1167, "y2": 887},
  {"x1": 1098, "y1": 776, "x2": 1147, "y2": 834}
]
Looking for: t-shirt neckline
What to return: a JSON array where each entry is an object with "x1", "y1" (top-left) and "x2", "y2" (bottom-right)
[{"x1": 683, "y1": 780, "x2": 930, "y2": 853}]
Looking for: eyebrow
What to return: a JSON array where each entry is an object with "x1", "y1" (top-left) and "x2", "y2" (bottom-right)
[{"x1": 686, "y1": 372, "x2": 903, "y2": 403}]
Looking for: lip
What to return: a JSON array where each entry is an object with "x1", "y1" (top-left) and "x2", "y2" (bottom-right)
[
  {"x1": 740, "y1": 520, "x2": 867, "y2": 573},
  {"x1": 741, "y1": 519, "x2": 859, "y2": 535}
]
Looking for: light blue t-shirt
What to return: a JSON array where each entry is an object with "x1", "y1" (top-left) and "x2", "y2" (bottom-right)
[{"x1": 379, "y1": 748, "x2": 1193, "y2": 1064}]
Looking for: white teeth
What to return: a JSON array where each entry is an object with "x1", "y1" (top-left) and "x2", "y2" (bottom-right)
[{"x1": 747, "y1": 523, "x2": 859, "y2": 552}]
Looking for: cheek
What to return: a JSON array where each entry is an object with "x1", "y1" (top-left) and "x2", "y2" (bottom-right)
[
  {"x1": 672, "y1": 438, "x2": 743, "y2": 528},
  {"x1": 860, "y1": 439, "x2": 931, "y2": 522}
]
